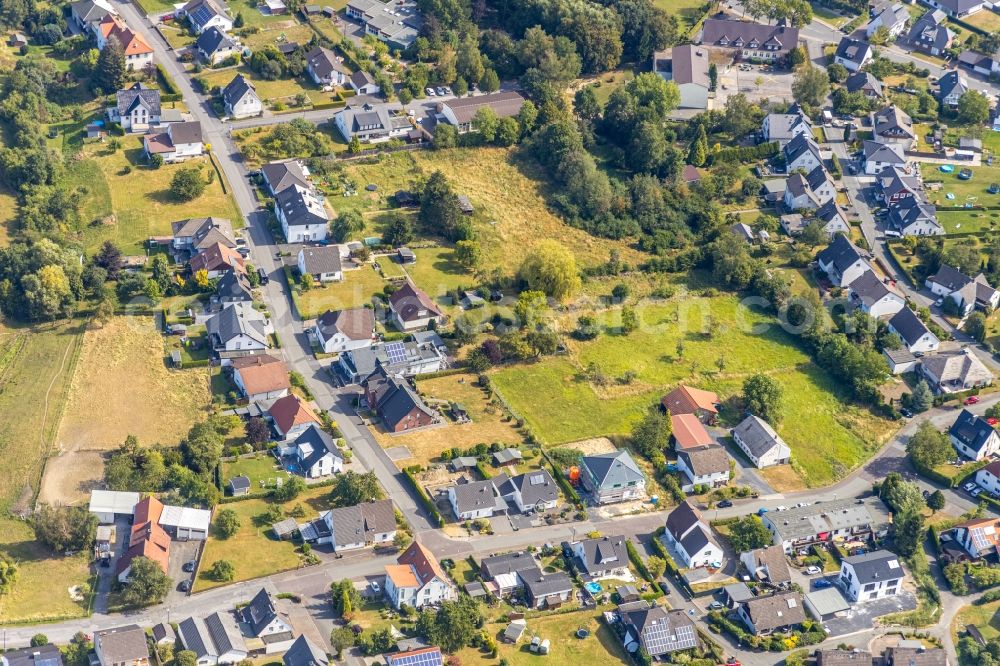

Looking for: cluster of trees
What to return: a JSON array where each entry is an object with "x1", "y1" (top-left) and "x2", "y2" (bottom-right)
[
  {"x1": 415, "y1": 595, "x2": 484, "y2": 652},
  {"x1": 590, "y1": 73, "x2": 680, "y2": 173},
  {"x1": 330, "y1": 470, "x2": 383, "y2": 506},
  {"x1": 419, "y1": 170, "x2": 475, "y2": 242},
  {"x1": 727, "y1": 516, "x2": 773, "y2": 552},
  {"x1": 877, "y1": 472, "x2": 927, "y2": 557},
  {"x1": 32, "y1": 504, "x2": 98, "y2": 553},
  {"x1": 906, "y1": 421, "x2": 954, "y2": 470},
  {"x1": 739, "y1": 0, "x2": 813, "y2": 26},
  {"x1": 0, "y1": 238, "x2": 85, "y2": 321},
  {"x1": 247, "y1": 43, "x2": 307, "y2": 80},
  {"x1": 248, "y1": 119, "x2": 336, "y2": 161},
  {"x1": 742, "y1": 373, "x2": 783, "y2": 425}
]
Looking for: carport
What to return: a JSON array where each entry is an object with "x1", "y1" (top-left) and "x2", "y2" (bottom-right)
[{"x1": 805, "y1": 587, "x2": 850, "y2": 623}]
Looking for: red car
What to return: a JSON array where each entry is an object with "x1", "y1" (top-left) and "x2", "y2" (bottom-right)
[
  {"x1": 989, "y1": 417, "x2": 999, "y2": 426},
  {"x1": 965, "y1": 396, "x2": 981, "y2": 405}
]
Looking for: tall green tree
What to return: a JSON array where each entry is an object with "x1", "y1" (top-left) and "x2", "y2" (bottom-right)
[
  {"x1": 517, "y1": 240, "x2": 581, "y2": 301},
  {"x1": 742, "y1": 373, "x2": 784, "y2": 425},
  {"x1": 728, "y1": 516, "x2": 773, "y2": 552},
  {"x1": 121, "y1": 557, "x2": 170, "y2": 607},
  {"x1": 32, "y1": 504, "x2": 97, "y2": 553},
  {"x1": 791, "y1": 65, "x2": 829, "y2": 107},
  {"x1": 906, "y1": 421, "x2": 953, "y2": 469},
  {"x1": 631, "y1": 408, "x2": 671, "y2": 466},
  {"x1": 96, "y1": 36, "x2": 127, "y2": 93}
]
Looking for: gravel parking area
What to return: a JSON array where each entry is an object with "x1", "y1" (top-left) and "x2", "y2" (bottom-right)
[{"x1": 822, "y1": 591, "x2": 917, "y2": 637}]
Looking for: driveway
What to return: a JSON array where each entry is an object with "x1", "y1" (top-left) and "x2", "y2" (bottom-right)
[
  {"x1": 166, "y1": 539, "x2": 201, "y2": 602},
  {"x1": 822, "y1": 592, "x2": 918, "y2": 637}
]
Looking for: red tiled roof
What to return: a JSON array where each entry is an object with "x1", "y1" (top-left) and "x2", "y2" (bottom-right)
[
  {"x1": 397, "y1": 541, "x2": 447, "y2": 585},
  {"x1": 232, "y1": 354, "x2": 291, "y2": 396},
  {"x1": 671, "y1": 413, "x2": 714, "y2": 449},
  {"x1": 661, "y1": 385, "x2": 719, "y2": 415},
  {"x1": 268, "y1": 394, "x2": 320, "y2": 434},
  {"x1": 189, "y1": 242, "x2": 246, "y2": 275}
]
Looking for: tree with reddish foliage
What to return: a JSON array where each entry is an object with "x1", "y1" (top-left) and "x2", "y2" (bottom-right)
[
  {"x1": 245, "y1": 417, "x2": 270, "y2": 447},
  {"x1": 480, "y1": 339, "x2": 502, "y2": 365}
]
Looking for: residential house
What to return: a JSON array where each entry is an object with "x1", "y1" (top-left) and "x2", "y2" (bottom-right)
[
  {"x1": 848, "y1": 270, "x2": 905, "y2": 318},
  {"x1": 438, "y1": 91, "x2": 527, "y2": 132},
  {"x1": 177, "y1": 613, "x2": 248, "y2": 666},
  {"x1": 953, "y1": 517, "x2": 1000, "y2": 559},
  {"x1": 618, "y1": 602, "x2": 699, "y2": 658},
  {"x1": 975, "y1": 460, "x2": 1000, "y2": 496},
  {"x1": 885, "y1": 348, "x2": 919, "y2": 378},
  {"x1": 283, "y1": 637, "x2": 328, "y2": 666},
  {"x1": 662, "y1": 501, "x2": 724, "y2": 568},
  {"x1": 887, "y1": 307, "x2": 940, "y2": 354},
  {"x1": 480, "y1": 551, "x2": 542, "y2": 593},
  {"x1": 333, "y1": 101, "x2": 410, "y2": 142},
  {"x1": 885, "y1": 648, "x2": 949, "y2": 666},
  {"x1": 384, "y1": 542, "x2": 456, "y2": 609},
  {"x1": 761, "y1": 497, "x2": 890, "y2": 553},
  {"x1": 579, "y1": 449, "x2": 647, "y2": 504},
  {"x1": 761, "y1": 104, "x2": 812, "y2": 147},
  {"x1": 231, "y1": 354, "x2": 290, "y2": 402},
  {"x1": 109, "y1": 83, "x2": 159, "y2": 132},
  {"x1": 949, "y1": 409, "x2": 1000, "y2": 460},
  {"x1": 493, "y1": 469, "x2": 560, "y2": 513},
  {"x1": 363, "y1": 366, "x2": 437, "y2": 433},
  {"x1": 275, "y1": 184, "x2": 329, "y2": 243},
  {"x1": 116, "y1": 496, "x2": 170, "y2": 582},
  {"x1": 521, "y1": 570, "x2": 574, "y2": 609},
  {"x1": 195, "y1": 26, "x2": 238, "y2": 65},
  {"x1": 306, "y1": 46, "x2": 349, "y2": 86},
  {"x1": 846, "y1": 71, "x2": 883, "y2": 98},
  {"x1": 838, "y1": 550, "x2": 904, "y2": 602},
  {"x1": 261, "y1": 159, "x2": 309, "y2": 196},
  {"x1": 345, "y1": 0, "x2": 421, "y2": 49},
  {"x1": 71, "y1": 0, "x2": 116, "y2": 33},
  {"x1": 337, "y1": 339, "x2": 445, "y2": 383},
  {"x1": 571, "y1": 535, "x2": 632, "y2": 579},
  {"x1": 871, "y1": 105, "x2": 916, "y2": 148},
  {"x1": 816, "y1": 200, "x2": 852, "y2": 235},
  {"x1": 237, "y1": 588, "x2": 294, "y2": 654},
  {"x1": 866, "y1": 2, "x2": 910, "y2": 38},
  {"x1": 877, "y1": 166, "x2": 923, "y2": 207},
  {"x1": 151, "y1": 624, "x2": 176, "y2": 646},
  {"x1": 959, "y1": 49, "x2": 995, "y2": 76},
  {"x1": 95, "y1": 15, "x2": 153, "y2": 70},
  {"x1": 189, "y1": 242, "x2": 245, "y2": 278},
  {"x1": 285, "y1": 424, "x2": 343, "y2": 478},
  {"x1": 268, "y1": 394, "x2": 320, "y2": 440},
  {"x1": 297, "y1": 246, "x2": 342, "y2": 282},
  {"x1": 784, "y1": 134, "x2": 823, "y2": 173},
  {"x1": 671, "y1": 413, "x2": 715, "y2": 450},
  {"x1": 348, "y1": 70, "x2": 380, "y2": 95},
  {"x1": 384, "y1": 649, "x2": 442, "y2": 666},
  {"x1": 314, "y1": 307, "x2": 375, "y2": 354},
  {"x1": 206, "y1": 302, "x2": 268, "y2": 358},
  {"x1": 652, "y1": 45, "x2": 710, "y2": 109},
  {"x1": 143, "y1": 120, "x2": 205, "y2": 163},
  {"x1": 740, "y1": 545, "x2": 792, "y2": 586},
  {"x1": 448, "y1": 479, "x2": 506, "y2": 520},
  {"x1": 922, "y1": 0, "x2": 983, "y2": 18},
  {"x1": 95, "y1": 626, "x2": 151, "y2": 666},
  {"x1": 660, "y1": 384, "x2": 719, "y2": 423},
  {"x1": 862, "y1": 140, "x2": 906, "y2": 175},
  {"x1": 677, "y1": 445, "x2": 730, "y2": 493},
  {"x1": 215, "y1": 270, "x2": 253, "y2": 305},
  {"x1": 835, "y1": 37, "x2": 873, "y2": 72},
  {"x1": 784, "y1": 166, "x2": 835, "y2": 210},
  {"x1": 923, "y1": 348, "x2": 994, "y2": 393},
  {"x1": 938, "y1": 70, "x2": 969, "y2": 107},
  {"x1": 388, "y1": 281, "x2": 445, "y2": 331},
  {"x1": 696, "y1": 18, "x2": 801, "y2": 62},
  {"x1": 171, "y1": 217, "x2": 235, "y2": 254},
  {"x1": 817, "y1": 234, "x2": 871, "y2": 287},
  {"x1": 222, "y1": 74, "x2": 262, "y2": 119},
  {"x1": 181, "y1": 0, "x2": 233, "y2": 34},
  {"x1": 925, "y1": 264, "x2": 1000, "y2": 315},
  {"x1": 301, "y1": 499, "x2": 396, "y2": 549},
  {"x1": 2, "y1": 646, "x2": 63, "y2": 666},
  {"x1": 906, "y1": 11, "x2": 953, "y2": 56},
  {"x1": 737, "y1": 591, "x2": 806, "y2": 635},
  {"x1": 731, "y1": 415, "x2": 791, "y2": 468}
]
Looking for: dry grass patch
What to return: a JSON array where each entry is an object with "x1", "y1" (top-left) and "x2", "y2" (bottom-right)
[
  {"x1": 374, "y1": 373, "x2": 523, "y2": 468},
  {"x1": 0, "y1": 188, "x2": 15, "y2": 247},
  {"x1": 45, "y1": 316, "x2": 210, "y2": 501},
  {"x1": 562, "y1": 437, "x2": 618, "y2": 455}
]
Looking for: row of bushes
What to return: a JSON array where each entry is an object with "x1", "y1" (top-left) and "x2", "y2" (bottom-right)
[
  {"x1": 707, "y1": 141, "x2": 779, "y2": 166},
  {"x1": 403, "y1": 466, "x2": 445, "y2": 527},
  {"x1": 545, "y1": 456, "x2": 582, "y2": 508},
  {"x1": 625, "y1": 539, "x2": 662, "y2": 595}
]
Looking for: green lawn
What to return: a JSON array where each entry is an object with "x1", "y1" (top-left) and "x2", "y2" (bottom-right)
[
  {"x1": 222, "y1": 454, "x2": 290, "y2": 492},
  {"x1": 61, "y1": 135, "x2": 243, "y2": 254},
  {"x1": 403, "y1": 246, "x2": 475, "y2": 299},
  {"x1": 135, "y1": 0, "x2": 177, "y2": 14},
  {"x1": 812, "y1": 3, "x2": 856, "y2": 27},
  {"x1": 653, "y1": 0, "x2": 709, "y2": 30},
  {"x1": 920, "y1": 162, "x2": 1000, "y2": 205},
  {"x1": 936, "y1": 210, "x2": 1000, "y2": 234},
  {"x1": 492, "y1": 292, "x2": 895, "y2": 489},
  {"x1": 195, "y1": 485, "x2": 333, "y2": 591},
  {"x1": 962, "y1": 9, "x2": 1000, "y2": 32},
  {"x1": 294, "y1": 266, "x2": 387, "y2": 319},
  {"x1": 954, "y1": 600, "x2": 1000, "y2": 642},
  {"x1": 587, "y1": 68, "x2": 636, "y2": 107},
  {"x1": 0, "y1": 320, "x2": 90, "y2": 624},
  {"x1": 201, "y1": 65, "x2": 317, "y2": 105}
]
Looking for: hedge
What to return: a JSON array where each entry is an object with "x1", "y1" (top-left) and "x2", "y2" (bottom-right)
[
  {"x1": 544, "y1": 456, "x2": 582, "y2": 507},
  {"x1": 403, "y1": 467, "x2": 445, "y2": 527},
  {"x1": 707, "y1": 141, "x2": 778, "y2": 166},
  {"x1": 625, "y1": 539, "x2": 663, "y2": 595},
  {"x1": 180, "y1": 358, "x2": 210, "y2": 369},
  {"x1": 156, "y1": 64, "x2": 180, "y2": 95},
  {"x1": 912, "y1": 458, "x2": 957, "y2": 488},
  {"x1": 475, "y1": 461, "x2": 492, "y2": 481}
]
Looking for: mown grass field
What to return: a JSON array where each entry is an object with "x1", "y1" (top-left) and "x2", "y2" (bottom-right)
[
  {"x1": 222, "y1": 453, "x2": 291, "y2": 491},
  {"x1": 63, "y1": 135, "x2": 242, "y2": 254},
  {"x1": 492, "y1": 292, "x2": 895, "y2": 489},
  {"x1": 375, "y1": 373, "x2": 523, "y2": 468},
  {"x1": 921, "y1": 162, "x2": 1000, "y2": 205},
  {"x1": 195, "y1": 485, "x2": 334, "y2": 591},
  {"x1": 201, "y1": 63, "x2": 317, "y2": 103},
  {"x1": 963, "y1": 8, "x2": 1000, "y2": 32},
  {"x1": 455, "y1": 607, "x2": 629, "y2": 666},
  {"x1": 42, "y1": 316, "x2": 211, "y2": 505},
  {"x1": 935, "y1": 210, "x2": 1000, "y2": 234},
  {"x1": 0, "y1": 320, "x2": 92, "y2": 624},
  {"x1": 654, "y1": 0, "x2": 709, "y2": 30},
  {"x1": 954, "y1": 600, "x2": 1000, "y2": 643},
  {"x1": 294, "y1": 265, "x2": 387, "y2": 318}
]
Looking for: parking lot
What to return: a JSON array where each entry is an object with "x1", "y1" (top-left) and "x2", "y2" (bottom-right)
[
  {"x1": 717, "y1": 64, "x2": 795, "y2": 106},
  {"x1": 821, "y1": 589, "x2": 917, "y2": 637},
  {"x1": 166, "y1": 539, "x2": 202, "y2": 601}
]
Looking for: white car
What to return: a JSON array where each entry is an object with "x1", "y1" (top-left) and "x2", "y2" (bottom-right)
[
  {"x1": 776, "y1": 505, "x2": 788, "y2": 511},
  {"x1": 964, "y1": 482, "x2": 979, "y2": 494},
  {"x1": 370, "y1": 580, "x2": 381, "y2": 593},
  {"x1": 425, "y1": 87, "x2": 436, "y2": 96},
  {"x1": 805, "y1": 566, "x2": 822, "y2": 575},
  {"x1": 796, "y1": 502, "x2": 810, "y2": 508}
]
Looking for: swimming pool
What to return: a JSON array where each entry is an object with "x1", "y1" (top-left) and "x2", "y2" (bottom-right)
[
  {"x1": 584, "y1": 582, "x2": 603, "y2": 594},
  {"x1": 940, "y1": 165, "x2": 955, "y2": 173}
]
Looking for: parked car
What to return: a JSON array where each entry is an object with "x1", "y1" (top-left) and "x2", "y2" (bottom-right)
[
  {"x1": 258, "y1": 267, "x2": 269, "y2": 285},
  {"x1": 776, "y1": 505, "x2": 788, "y2": 511},
  {"x1": 965, "y1": 396, "x2": 981, "y2": 405},
  {"x1": 182, "y1": 560, "x2": 196, "y2": 572},
  {"x1": 900, "y1": 408, "x2": 913, "y2": 418},
  {"x1": 717, "y1": 499, "x2": 733, "y2": 508},
  {"x1": 708, "y1": 601, "x2": 724, "y2": 610},
  {"x1": 814, "y1": 579, "x2": 832, "y2": 589},
  {"x1": 426, "y1": 87, "x2": 436, "y2": 96},
  {"x1": 370, "y1": 580, "x2": 381, "y2": 593},
  {"x1": 805, "y1": 566, "x2": 821, "y2": 575},
  {"x1": 179, "y1": 580, "x2": 191, "y2": 592},
  {"x1": 964, "y1": 481, "x2": 979, "y2": 493},
  {"x1": 988, "y1": 417, "x2": 998, "y2": 426}
]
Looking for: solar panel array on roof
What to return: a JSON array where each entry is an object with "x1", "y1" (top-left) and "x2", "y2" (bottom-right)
[
  {"x1": 972, "y1": 527, "x2": 992, "y2": 553},
  {"x1": 644, "y1": 620, "x2": 698, "y2": 654},
  {"x1": 384, "y1": 341, "x2": 407, "y2": 364},
  {"x1": 388, "y1": 649, "x2": 443, "y2": 666},
  {"x1": 529, "y1": 473, "x2": 545, "y2": 486}
]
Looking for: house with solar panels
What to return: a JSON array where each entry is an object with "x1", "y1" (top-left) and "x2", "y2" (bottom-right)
[
  {"x1": 952, "y1": 517, "x2": 1000, "y2": 560},
  {"x1": 337, "y1": 339, "x2": 446, "y2": 384},
  {"x1": 618, "y1": 601, "x2": 699, "y2": 658},
  {"x1": 837, "y1": 550, "x2": 904, "y2": 602},
  {"x1": 384, "y1": 647, "x2": 442, "y2": 666}
]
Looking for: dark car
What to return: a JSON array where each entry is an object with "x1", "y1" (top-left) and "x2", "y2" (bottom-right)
[
  {"x1": 182, "y1": 560, "x2": 196, "y2": 572},
  {"x1": 258, "y1": 267, "x2": 269, "y2": 285},
  {"x1": 900, "y1": 408, "x2": 913, "y2": 418},
  {"x1": 178, "y1": 580, "x2": 191, "y2": 592},
  {"x1": 717, "y1": 499, "x2": 733, "y2": 508}
]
